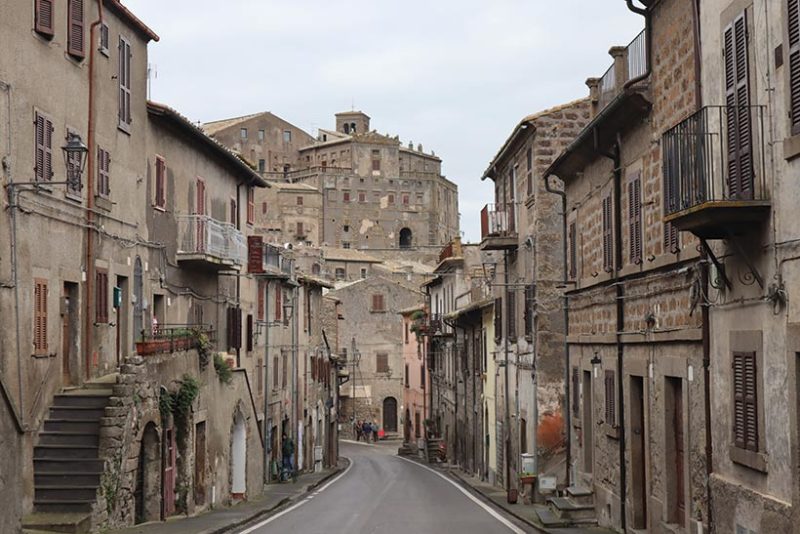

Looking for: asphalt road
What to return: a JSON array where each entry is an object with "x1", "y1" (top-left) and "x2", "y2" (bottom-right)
[{"x1": 235, "y1": 440, "x2": 533, "y2": 534}]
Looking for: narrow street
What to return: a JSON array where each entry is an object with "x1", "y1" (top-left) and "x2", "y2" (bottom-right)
[{"x1": 233, "y1": 441, "x2": 533, "y2": 534}]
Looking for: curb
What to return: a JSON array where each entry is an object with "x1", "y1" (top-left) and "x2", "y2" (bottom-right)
[{"x1": 212, "y1": 457, "x2": 351, "y2": 534}]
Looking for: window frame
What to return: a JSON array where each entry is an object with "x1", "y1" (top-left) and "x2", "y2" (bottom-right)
[
  {"x1": 154, "y1": 155, "x2": 166, "y2": 209},
  {"x1": 97, "y1": 146, "x2": 111, "y2": 198},
  {"x1": 376, "y1": 352, "x2": 389, "y2": 374},
  {"x1": 246, "y1": 186, "x2": 255, "y2": 225},
  {"x1": 35, "y1": 0, "x2": 55, "y2": 38},
  {"x1": 33, "y1": 278, "x2": 48, "y2": 355},
  {"x1": 67, "y1": 0, "x2": 86, "y2": 59},
  {"x1": 118, "y1": 36, "x2": 132, "y2": 131}
]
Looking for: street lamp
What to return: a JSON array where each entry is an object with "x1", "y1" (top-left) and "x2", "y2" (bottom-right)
[{"x1": 61, "y1": 132, "x2": 88, "y2": 190}]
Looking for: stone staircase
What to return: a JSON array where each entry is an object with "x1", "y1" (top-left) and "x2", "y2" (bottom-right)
[
  {"x1": 535, "y1": 485, "x2": 597, "y2": 528},
  {"x1": 23, "y1": 384, "x2": 115, "y2": 534}
]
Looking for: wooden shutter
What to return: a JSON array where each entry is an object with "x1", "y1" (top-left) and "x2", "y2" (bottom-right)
[
  {"x1": 602, "y1": 194, "x2": 613, "y2": 272},
  {"x1": 257, "y1": 358, "x2": 263, "y2": 394},
  {"x1": 246, "y1": 314, "x2": 253, "y2": 352},
  {"x1": 281, "y1": 352, "x2": 287, "y2": 387},
  {"x1": 569, "y1": 221, "x2": 577, "y2": 279},
  {"x1": 297, "y1": 222, "x2": 304, "y2": 237},
  {"x1": 247, "y1": 235, "x2": 264, "y2": 274},
  {"x1": 67, "y1": 0, "x2": 85, "y2": 58},
  {"x1": 733, "y1": 351, "x2": 759, "y2": 451},
  {"x1": 35, "y1": 0, "x2": 54, "y2": 36},
  {"x1": 118, "y1": 37, "x2": 132, "y2": 126},
  {"x1": 275, "y1": 288, "x2": 282, "y2": 322},
  {"x1": 523, "y1": 284, "x2": 534, "y2": 337},
  {"x1": 790, "y1": 0, "x2": 800, "y2": 135},
  {"x1": 34, "y1": 279, "x2": 48, "y2": 354},
  {"x1": 372, "y1": 294, "x2": 384, "y2": 312},
  {"x1": 507, "y1": 291, "x2": 516, "y2": 340},
  {"x1": 257, "y1": 281, "x2": 265, "y2": 321},
  {"x1": 247, "y1": 187, "x2": 255, "y2": 224},
  {"x1": 227, "y1": 307, "x2": 242, "y2": 349},
  {"x1": 97, "y1": 147, "x2": 110, "y2": 197},
  {"x1": 572, "y1": 367, "x2": 580, "y2": 418},
  {"x1": 95, "y1": 271, "x2": 108, "y2": 323},
  {"x1": 34, "y1": 113, "x2": 54, "y2": 182},
  {"x1": 724, "y1": 13, "x2": 754, "y2": 200},
  {"x1": 628, "y1": 175, "x2": 642, "y2": 265},
  {"x1": 155, "y1": 157, "x2": 166, "y2": 207},
  {"x1": 494, "y1": 297, "x2": 502, "y2": 342},
  {"x1": 604, "y1": 370, "x2": 616, "y2": 426},
  {"x1": 273, "y1": 356, "x2": 279, "y2": 388},
  {"x1": 377, "y1": 353, "x2": 389, "y2": 373}
]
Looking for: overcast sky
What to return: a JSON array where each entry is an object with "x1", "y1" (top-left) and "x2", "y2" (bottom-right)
[{"x1": 125, "y1": 0, "x2": 643, "y2": 243}]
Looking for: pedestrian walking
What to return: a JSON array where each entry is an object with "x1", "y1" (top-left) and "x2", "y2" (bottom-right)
[
  {"x1": 281, "y1": 433, "x2": 295, "y2": 482},
  {"x1": 362, "y1": 420, "x2": 371, "y2": 442},
  {"x1": 355, "y1": 419, "x2": 362, "y2": 441},
  {"x1": 372, "y1": 421, "x2": 379, "y2": 442}
]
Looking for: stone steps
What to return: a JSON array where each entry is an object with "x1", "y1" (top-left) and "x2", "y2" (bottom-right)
[{"x1": 22, "y1": 512, "x2": 91, "y2": 534}]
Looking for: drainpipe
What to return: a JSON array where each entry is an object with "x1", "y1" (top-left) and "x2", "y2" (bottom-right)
[
  {"x1": 235, "y1": 183, "x2": 243, "y2": 368},
  {"x1": 543, "y1": 175, "x2": 570, "y2": 485},
  {"x1": 503, "y1": 252, "x2": 511, "y2": 490},
  {"x1": 624, "y1": 0, "x2": 652, "y2": 89},
  {"x1": 263, "y1": 279, "x2": 271, "y2": 484},
  {"x1": 84, "y1": 0, "x2": 104, "y2": 381}
]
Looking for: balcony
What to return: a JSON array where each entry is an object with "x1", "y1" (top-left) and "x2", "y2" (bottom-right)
[
  {"x1": 247, "y1": 237, "x2": 295, "y2": 277},
  {"x1": 177, "y1": 215, "x2": 246, "y2": 270},
  {"x1": 663, "y1": 106, "x2": 770, "y2": 239},
  {"x1": 593, "y1": 29, "x2": 648, "y2": 114},
  {"x1": 480, "y1": 203, "x2": 517, "y2": 250}
]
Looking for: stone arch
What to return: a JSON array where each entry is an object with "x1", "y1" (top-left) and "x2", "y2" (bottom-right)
[
  {"x1": 399, "y1": 228, "x2": 413, "y2": 249},
  {"x1": 231, "y1": 409, "x2": 247, "y2": 498},
  {"x1": 383, "y1": 397, "x2": 398, "y2": 433},
  {"x1": 135, "y1": 422, "x2": 161, "y2": 524}
]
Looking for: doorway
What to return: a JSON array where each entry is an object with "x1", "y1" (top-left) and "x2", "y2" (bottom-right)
[
  {"x1": 383, "y1": 397, "x2": 398, "y2": 432},
  {"x1": 61, "y1": 282, "x2": 79, "y2": 386},
  {"x1": 194, "y1": 422, "x2": 207, "y2": 507},
  {"x1": 582, "y1": 370, "x2": 593, "y2": 474},
  {"x1": 630, "y1": 375, "x2": 647, "y2": 529},
  {"x1": 115, "y1": 275, "x2": 128, "y2": 366},
  {"x1": 162, "y1": 426, "x2": 177, "y2": 518},
  {"x1": 231, "y1": 412, "x2": 247, "y2": 498},
  {"x1": 135, "y1": 423, "x2": 161, "y2": 524},
  {"x1": 665, "y1": 377, "x2": 685, "y2": 527}
]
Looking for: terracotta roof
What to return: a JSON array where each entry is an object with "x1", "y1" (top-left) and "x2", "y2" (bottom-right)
[
  {"x1": 297, "y1": 274, "x2": 334, "y2": 289},
  {"x1": 202, "y1": 112, "x2": 265, "y2": 136},
  {"x1": 147, "y1": 101, "x2": 268, "y2": 187},
  {"x1": 105, "y1": 0, "x2": 159, "y2": 42},
  {"x1": 482, "y1": 97, "x2": 590, "y2": 180}
]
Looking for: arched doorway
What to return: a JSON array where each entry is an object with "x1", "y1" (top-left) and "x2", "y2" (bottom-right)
[
  {"x1": 383, "y1": 397, "x2": 398, "y2": 433},
  {"x1": 399, "y1": 228, "x2": 412, "y2": 249},
  {"x1": 231, "y1": 412, "x2": 247, "y2": 498},
  {"x1": 133, "y1": 256, "x2": 143, "y2": 343},
  {"x1": 135, "y1": 423, "x2": 161, "y2": 524}
]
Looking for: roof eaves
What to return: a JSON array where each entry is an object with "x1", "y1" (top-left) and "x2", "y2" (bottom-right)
[{"x1": 104, "y1": 0, "x2": 159, "y2": 42}]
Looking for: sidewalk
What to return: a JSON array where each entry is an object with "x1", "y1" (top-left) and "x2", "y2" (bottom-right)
[
  {"x1": 112, "y1": 459, "x2": 348, "y2": 534},
  {"x1": 441, "y1": 465, "x2": 614, "y2": 534}
]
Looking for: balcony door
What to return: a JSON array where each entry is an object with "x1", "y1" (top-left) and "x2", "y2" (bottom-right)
[
  {"x1": 196, "y1": 178, "x2": 206, "y2": 252},
  {"x1": 724, "y1": 12, "x2": 754, "y2": 200}
]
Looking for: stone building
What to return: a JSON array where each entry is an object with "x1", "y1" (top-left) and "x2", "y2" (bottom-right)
[
  {"x1": 330, "y1": 276, "x2": 424, "y2": 436},
  {"x1": 254, "y1": 181, "x2": 323, "y2": 247},
  {"x1": 688, "y1": 0, "x2": 800, "y2": 532},
  {"x1": 399, "y1": 304, "x2": 429, "y2": 445},
  {"x1": 478, "y1": 98, "x2": 591, "y2": 496},
  {"x1": 206, "y1": 110, "x2": 461, "y2": 252},
  {"x1": 544, "y1": 1, "x2": 707, "y2": 530}
]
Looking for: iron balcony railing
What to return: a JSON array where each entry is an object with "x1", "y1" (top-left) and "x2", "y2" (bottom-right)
[
  {"x1": 598, "y1": 63, "x2": 617, "y2": 110},
  {"x1": 480, "y1": 203, "x2": 517, "y2": 240},
  {"x1": 176, "y1": 214, "x2": 246, "y2": 266},
  {"x1": 627, "y1": 29, "x2": 647, "y2": 80},
  {"x1": 662, "y1": 105, "x2": 767, "y2": 216}
]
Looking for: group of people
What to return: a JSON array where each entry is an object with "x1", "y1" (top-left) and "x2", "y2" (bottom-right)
[{"x1": 354, "y1": 419, "x2": 380, "y2": 442}]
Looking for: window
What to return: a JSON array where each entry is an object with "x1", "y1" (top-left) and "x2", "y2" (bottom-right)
[
  {"x1": 405, "y1": 322, "x2": 409, "y2": 344},
  {"x1": 568, "y1": 221, "x2": 577, "y2": 279},
  {"x1": 371, "y1": 294, "x2": 385, "y2": 312},
  {"x1": 246, "y1": 314, "x2": 254, "y2": 352},
  {"x1": 335, "y1": 267, "x2": 346, "y2": 280},
  {"x1": 258, "y1": 159, "x2": 265, "y2": 172},
  {"x1": 523, "y1": 284, "x2": 534, "y2": 338},
  {"x1": 257, "y1": 358, "x2": 263, "y2": 394},
  {"x1": 273, "y1": 356, "x2": 280, "y2": 388},
  {"x1": 296, "y1": 222, "x2": 304, "y2": 236},
  {"x1": 602, "y1": 193, "x2": 613, "y2": 273},
  {"x1": 226, "y1": 307, "x2": 242, "y2": 350},
  {"x1": 526, "y1": 147, "x2": 533, "y2": 196},
  {"x1": 281, "y1": 352, "x2": 288, "y2": 388},
  {"x1": 67, "y1": 0, "x2": 85, "y2": 58},
  {"x1": 240, "y1": 128, "x2": 248, "y2": 140},
  {"x1": 388, "y1": 193, "x2": 395, "y2": 204},
  {"x1": 572, "y1": 367, "x2": 580, "y2": 419},
  {"x1": 97, "y1": 147, "x2": 110, "y2": 197},
  {"x1": 258, "y1": 129, "x2": 265, "y2": 141},
  {"x1": 118, "y1": 37, "x2": 132, "y2": 129},
  {"x1": 343, "y1": 190, "x2": 351, "y2": 203},
  {"x1": 402, "y1": 193, "x2": 410, "y2": 206},
  {"x1": 494, "y1": 297, "x2": 502, "y2": 343},
  {"x1": 604, "y1": 370, "x2": 616, "y2": 427},
  {"x1": 342, "y1": 242, "x2": 351, "y2": 249},
  {"x1": 628, "y1": 173, "x2": 642, "y2": 264},
  {"x1": 405, "y1": 364, "x2": 409, "y2": 387},
  {"x1": 360, "y1": 268, "x2": 367, "y2": 279},
  {"x1": 229, "y1": 198, "x2": 237, "y2": 225},
  {"x1": 257, "y1": 281, "x2": 265, "y2": 321},
  {"x1": 34, "y1": 111, "x2": 54, "y2": 183},
  {"x1": 35, "y1": 0, "x2": 54, "y2": 37},
  {"x1": 95, "y1": 270, "x2": 108, "y2": 323},
  {"x1": 247, "y1": 186, "x2": 255, "y2": 224},
  {"x1": 733, "y1": 351, "x2": 759, "y2": 452},
  {"x1": 155, "y1": 156, "x2": 166, "y2": 208},
  {"x1": 372, "y1": 150, "x2": 381, "y2": 171},
  {"x1": 274, "y1": 287, "x2": 282, "y2": 322},
  {"x1": 506, "y1": 291, "x2": 516, "y2": 340},
  {"x1": 296, "y1": 196, "x2": 303, "y2": 206},
  {"x1": 358, "y1": 191, "x2": 366, "y2": 203},
  {"x1": 328, "y1": 190, "x2": 338, "y2": 202},
  {"x1": 261, "y1": 201, "x2": 267, "y2": 214},
  {"x1": 33, "y1": 278, "x2": 48, "y2": 355},
  {"x1": 789, "y1": 1, "x2": 800, "y2": 135},
  {"x1": 420, "y1": 364, "x2": 425, "y2": 388},
  {"x1": 283, "y1": 130, "x2": 292, "y2": 143},
  {"x1": 376, "y1": 353, "x2": 389, "y2": 373},
  {"x1": 99, "y1": 22, "x2": 109, "y2": 55}
]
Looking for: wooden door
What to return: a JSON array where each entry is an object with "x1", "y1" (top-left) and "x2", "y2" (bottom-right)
[
  {"x1": 194, "y1": 422, "x2": 206, "y2": 507},
  {"x1": 162, "y1": 427, "x2": 176, "y2": 518},
  {"x1": 61, "y1": 284, "x2": 72, "y2": 386},
  {"x1": 383, "y1": 397, "x2": 398, "y2": 432}
]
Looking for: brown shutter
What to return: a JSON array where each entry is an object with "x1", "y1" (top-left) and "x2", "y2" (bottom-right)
[
  {"x1": 282, "y1": 352, "x2": 287, "y2": 387},
  {"x1": 246, "y1": 314, "x2": 253, "y2": 352},
  {"x1": 34, "y1": 113, "x2": 45, "y2": 181},
  {"x1": 247, "y1": 235, "x2": 264, "y2": 273},
  {"x1": 35, "y1": 0, "x2": 54, "y2": 36},
  {"x1": 568, "y1": 221, "x2": 577, "y2": 279},
  {"x1": 494, "y1": 297, "x2": 502, "y2": 342},
  {"x1": 155, "y1": 157, "x2": 166, "y2": 207},
  {"x1": 34, "y1": 279, "x2": 48, "y2": 354},
  {"x1": 67, "y1": 0, "x2": 85, "y2": 58},
  {"x1": 604, "y1": 370, "x2": 615, "y2": 426},
  {"x1": 247, "y1": 187, "x2": 255, "y2": 224},
  {"x1": 523, "y1": 284, "x2": 534, "y2": 337},
  {"x1": 257, "y1": 281, "x2": 265, "y2": 321},
  {"x1": 297, "y1": 221, "x2": 304, "y2": 236},
  {"x1": 257, "y1": 358, "x2": 263, "y2": 394},
  {"x1": 572, "y1": 367, "x2": 580, "y2": 418},
  {"x1": 95, "y1": 271, "x2": 108, "y2": 323},
  {"x1": 724, "y1": 13, "x2": 754, "y2": 200},
  {"x1": 733, "y1": 351, "x2": 759, "y2": 452},
  {"x1": 507, "y1": 291, "x2": 516, "y2": 340},
  {"x1": 628, "y1": 175, "x2": 642, "y2": 265},
  {"x1": 273, "y1": 356, "x2": 279, "y2": 388},
  {"x1": 97, "y1": 147, "x2": 110, "y2": 196},
  {"x1": 275, "y1": 288, "x2": 282, "y2": 322},
  {"x1": 118, "y1": 38, "x2": 132, "y2": 126},
  {"x1": 790, "y1": 0, "x2": 800, "y2": 135},
  {"x1": 602, "y1": 194, "x2": 613, "y2": 272}
]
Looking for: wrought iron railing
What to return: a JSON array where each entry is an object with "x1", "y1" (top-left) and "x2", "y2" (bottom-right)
[
  {"x1": 662, "y1": 105, "x2": 767, "y2": 216},
  {"x1": 480, "y1": 203, "x2": 517, "y2": 240},
  {"x1": 136, "y1": 324, "x2": 215, "y2": 356},
  {"x1": 176, "y1": 214, "x2": 245, "y2": 265},
  {"x1": 627, "y1": 29, "x2": 647, "y2": 80}
]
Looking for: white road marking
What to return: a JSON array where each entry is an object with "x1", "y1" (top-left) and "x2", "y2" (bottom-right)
[
  {"x1": 237, "y1": 458, "x2": 354, "y2": 534},
  {"x1": 395, "y1": 456, "x2": 526, "y2": 534}
]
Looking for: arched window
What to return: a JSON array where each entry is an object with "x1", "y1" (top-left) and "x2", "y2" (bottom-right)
[
  {"x1": 399, "y1": 228, "x2": 412, "y2": 249},
  {"x1": 350, "y1": 122, "x2": 357, "y2": 133},
  {"x1": 343, "y1": 123, "x2": 350, "y2": 134}
]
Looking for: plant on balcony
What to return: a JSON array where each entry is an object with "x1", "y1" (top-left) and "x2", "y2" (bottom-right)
[
  {"x1": 409, "y1": 310, "x2": 428, "y2": 340},
  {"x1": 194, "y1": 329, "x2": 212, "y2": 370},
  {"x1": 213, "y1": 352, "x2": 233, "y2": 385}
]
